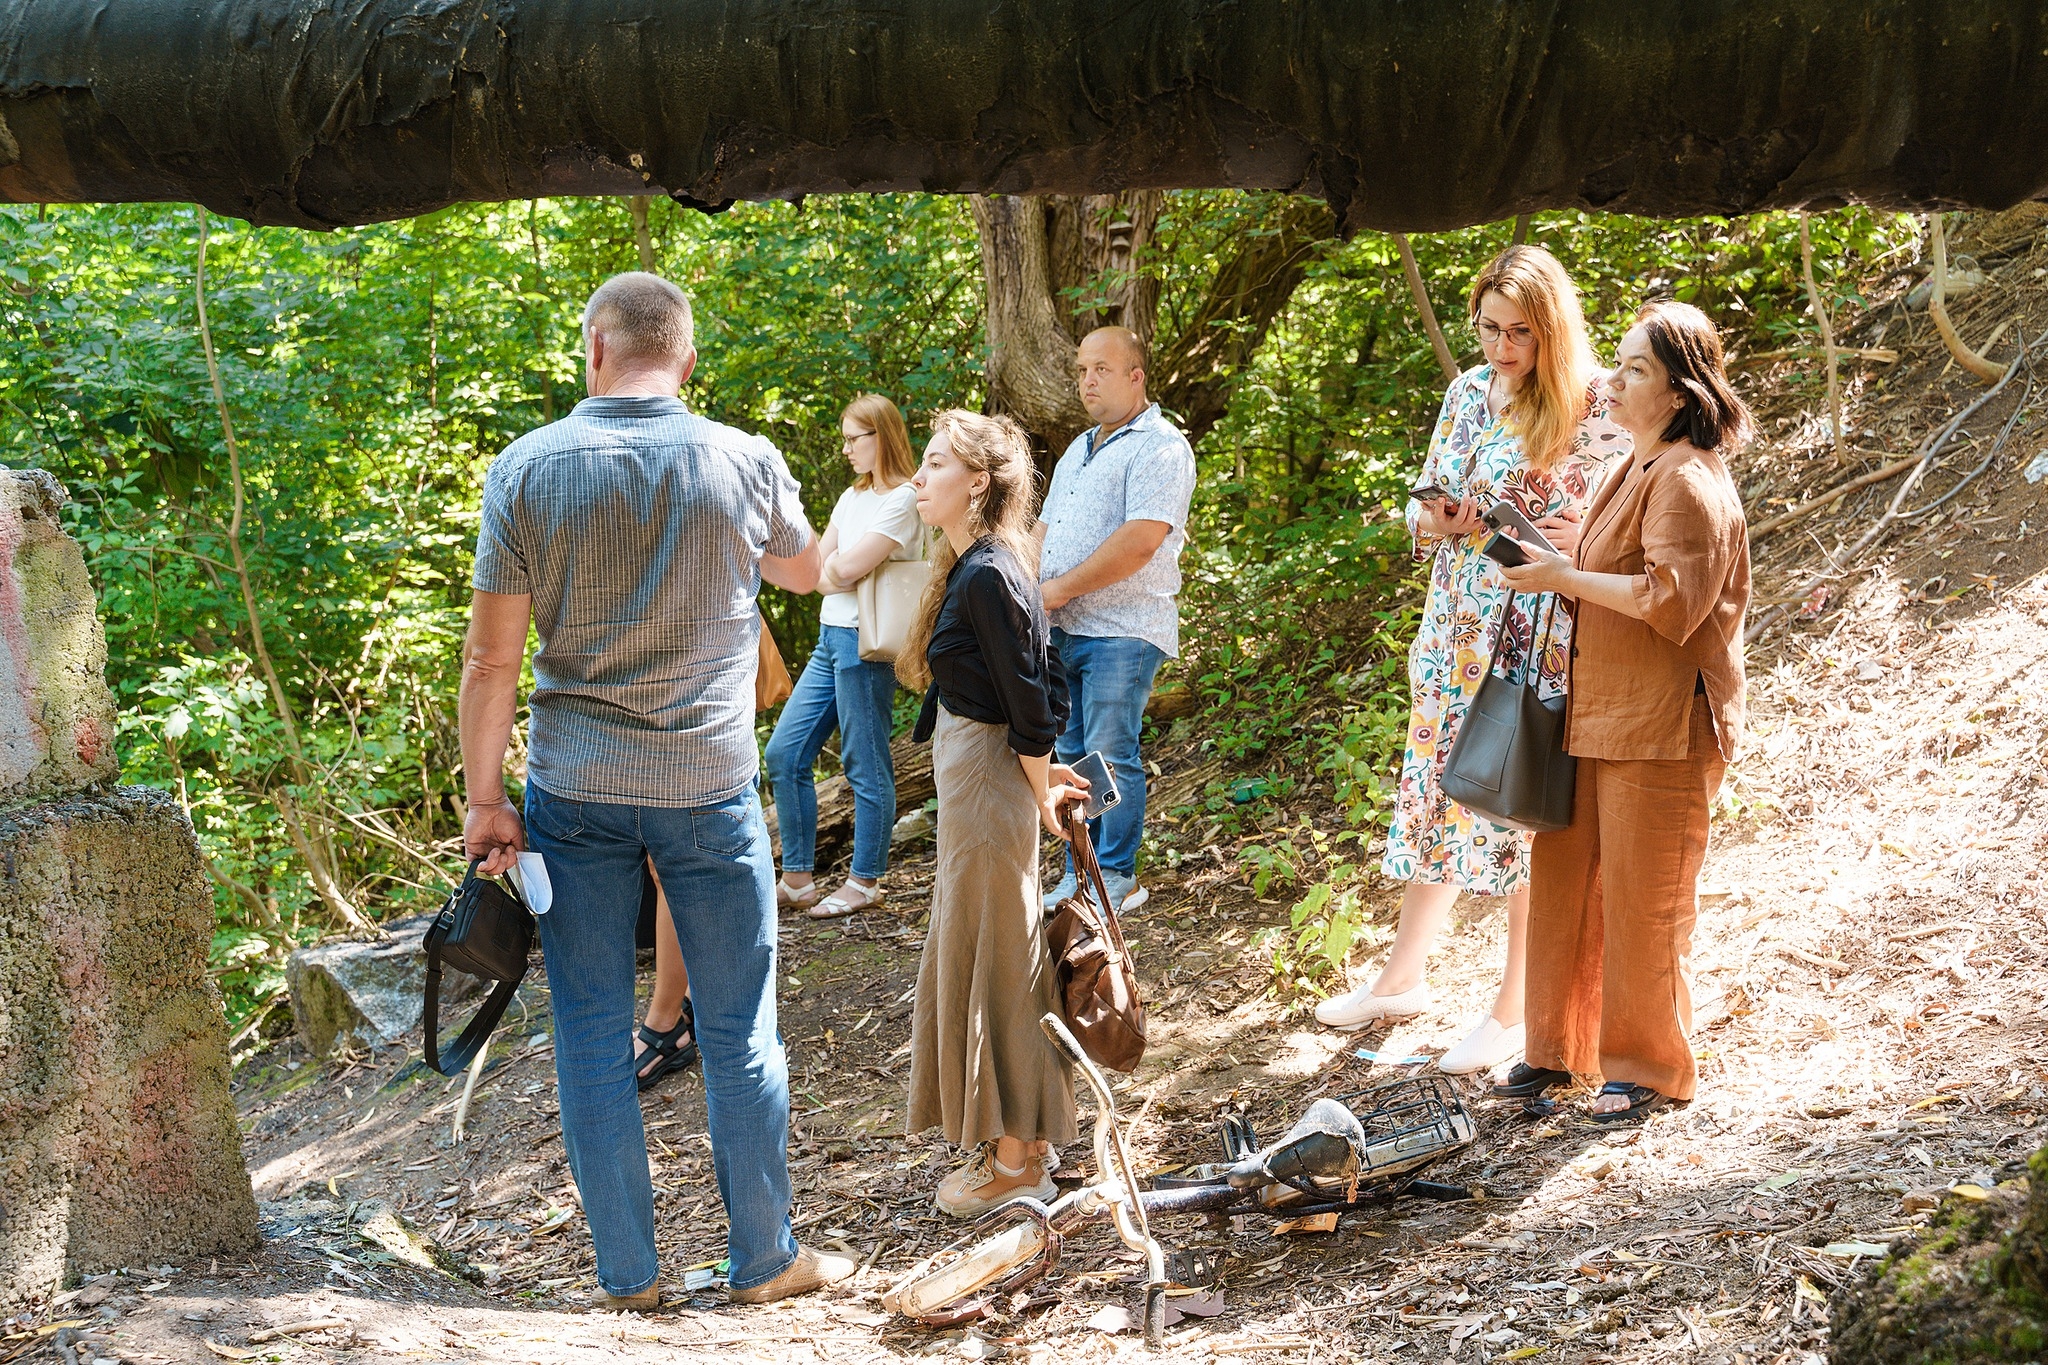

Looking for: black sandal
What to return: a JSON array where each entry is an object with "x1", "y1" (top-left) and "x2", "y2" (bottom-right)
[
  {"x1": 1583, "y1": 1080, "x2": 1671, "y2": 1125},
  {"x1": 1491, "y1": 1063, "x2": 1571, "y2": 1099},
  {"x1": 635, "y1": 999, "x2": 699, "y2": 1092}
]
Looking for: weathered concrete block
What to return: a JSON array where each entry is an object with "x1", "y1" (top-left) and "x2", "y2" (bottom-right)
[
  {"x1": 0, "y1": 471, "x2": 120, "y2": 812},
  {"x1": 0, "y1": 786, "x2": 261, "y2": 1308},
  {"x1": 286, "y1": 913, "x2": 478, "y2": 1056}
]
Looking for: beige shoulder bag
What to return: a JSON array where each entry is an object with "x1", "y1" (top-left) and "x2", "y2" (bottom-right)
[{"x1": 856, "y1": 533, "x2": 931, "y2": 663}]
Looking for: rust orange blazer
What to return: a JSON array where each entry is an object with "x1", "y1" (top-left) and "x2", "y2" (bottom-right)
[{"x1": 1565, "y1": 439, "x2": 1750, "y2": 762}]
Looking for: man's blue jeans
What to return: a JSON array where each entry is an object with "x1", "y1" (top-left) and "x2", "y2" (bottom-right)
[
  {"x1": 764, "y1": 624, "x2": 899, "y2": 881},
  {"x1": 522, "y1": 781, "x2": 797, "y2": 1295},
  {"x1": 1050, "y1": 629, "x2": 1166, "y2": 878}
]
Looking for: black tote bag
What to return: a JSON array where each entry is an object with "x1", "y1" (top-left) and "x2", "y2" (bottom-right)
[{"x1": 1440, "y1": 591, "x2": 1577, "y2": 833}]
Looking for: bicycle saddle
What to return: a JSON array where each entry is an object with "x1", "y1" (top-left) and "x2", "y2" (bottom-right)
[{"x1": 1224, "y1": 1098, "x2": 1366, "y2": 1190}]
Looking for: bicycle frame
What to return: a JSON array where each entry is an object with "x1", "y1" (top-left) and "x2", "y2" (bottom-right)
[
  {"x1": 885, "y1": 1014, "x2": 1171, "y2": 1344},
  {"x1": 884, "y1": 1016, "x2": 1477, "y2": 1348}
]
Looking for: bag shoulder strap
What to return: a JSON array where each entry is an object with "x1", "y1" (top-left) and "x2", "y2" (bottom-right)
[
  {"x1": 424, "y1": 956, "x2": 521, "y2": 1075},
  {"x1": 1063, "y1": 805, "x2": 1132, "y2": 966}
]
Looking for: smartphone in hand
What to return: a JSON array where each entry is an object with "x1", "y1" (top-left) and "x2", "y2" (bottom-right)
[
  {"x1": 1410, "y1": 482, "x2": 1451, "y2": 505},
  {"x1": 1069, "y1": 750, "x2": 1121, "y2": 821},
  {"x1": 1480, "y1": 499, "x2": 1558, "y2": 569}
]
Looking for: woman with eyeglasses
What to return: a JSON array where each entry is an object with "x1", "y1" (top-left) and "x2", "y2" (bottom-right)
[
  {"x1": 1315, "y1": 245, "x2": 1628, "y2": 1077},
  {"x1": 762, "y1": 394, "x2": 924, "y2": 919}
]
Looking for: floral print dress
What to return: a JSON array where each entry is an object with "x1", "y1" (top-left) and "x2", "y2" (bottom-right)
[{"x1": 1380, "y1": 365, "x2": 1630, "y2": 894}]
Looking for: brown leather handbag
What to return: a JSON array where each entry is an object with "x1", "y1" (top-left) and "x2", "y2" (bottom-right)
[
  {"x1": 755, "y1": 610, "x2": 794, "y2": 712},
  {"x1": 1043, "y1": 806, "x2": 1147, "y2": 1073}
]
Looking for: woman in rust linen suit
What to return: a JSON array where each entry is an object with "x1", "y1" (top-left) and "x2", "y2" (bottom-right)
[{"x1": 1490, "y1": 301, "x2": 1752, "y2": 1123}]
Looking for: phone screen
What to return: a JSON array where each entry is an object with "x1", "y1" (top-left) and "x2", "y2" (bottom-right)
[{"x1": 1070, "y1": 750, "x2": 1121, "y2": 820}]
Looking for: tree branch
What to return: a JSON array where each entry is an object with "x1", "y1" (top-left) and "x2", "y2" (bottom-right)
[
  {"x1": 195, "y1": 209, "x2": 375, "y2": 937},
  {"x1": 1152, "y1": 197, "x2": 1339, "y2": 445},
  {"x1": 1928, "y1": 213, "x2": 2006, "y2": 384},
  {"x1": 1799, "y1": 211, "x2": 1846, "y2": 462},
  {"x1": 1394, "y1": 233, "x2": 1459, "y2": 382}
]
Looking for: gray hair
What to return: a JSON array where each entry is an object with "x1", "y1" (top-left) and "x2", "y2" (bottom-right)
[{"x1": 582, "y1": 272, "x2": 695, "y2": 366}]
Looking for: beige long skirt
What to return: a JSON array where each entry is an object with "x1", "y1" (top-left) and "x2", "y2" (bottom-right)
[{"x1": 907, "y1": 708, "x2": 1077, "y2": 1148}]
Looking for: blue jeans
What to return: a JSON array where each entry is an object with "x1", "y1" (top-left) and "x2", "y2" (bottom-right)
[
  {"x1": 764, "y1": 624, "x2": 900, "y2": 881},
  {"x1": 1050, "y1": 629, "x2": 1165, "y2": 877},
  {"x1": 522, "y1": 781, "x2": 797, "y2": 1295}
]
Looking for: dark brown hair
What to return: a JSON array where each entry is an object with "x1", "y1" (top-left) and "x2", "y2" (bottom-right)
[{"x1": 1635, "y1": 301, "x2": 1753, "y2": 452}]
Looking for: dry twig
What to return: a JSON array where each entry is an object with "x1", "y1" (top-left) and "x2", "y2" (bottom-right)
[{"x1": 1927, "y1": 214, "x2": 2007, "y2": 383}]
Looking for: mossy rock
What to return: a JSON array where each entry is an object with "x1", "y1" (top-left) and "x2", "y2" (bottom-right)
[{"x1": 1832, "y1": 1146, "x2": 2047, "y2": 1365}]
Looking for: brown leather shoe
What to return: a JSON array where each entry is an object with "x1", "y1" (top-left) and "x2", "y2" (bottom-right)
[
  {"x1": 728, "y1": 1245, "x2": 856, "y2": 1304},
  {"x1": 589, "y1": 1282, "x2": 662, "y2": 1313}
]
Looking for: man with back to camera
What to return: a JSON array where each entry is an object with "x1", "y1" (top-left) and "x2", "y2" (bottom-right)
[
  {"x1": 1038, "y1": 327, "x2": 1197, "y2": 913},
  {"x1": 458, "y1": 271, "x2": 855, "y2": 1310}
]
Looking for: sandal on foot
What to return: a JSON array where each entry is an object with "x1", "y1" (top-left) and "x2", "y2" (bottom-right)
[
  {"x1": 1491, "y1": 1063, "x2": 1572, "y2": 1099},
  {"x1": 1584, "y1": 1080, "x2": 1672, "y2": 1125},
  {"x1": 635, "y1": 999, "x2": 698, "y2": 1092},
  {"x1": 776, "y1": 878, "x2": 822, "y2": 910},
  {"x1": 808, "y1": 879, "x2": 886, "y2": 920}
]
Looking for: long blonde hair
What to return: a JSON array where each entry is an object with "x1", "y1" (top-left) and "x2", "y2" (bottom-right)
[
  {"x1": 1465, "y1": 245, "x2": 1596, "y2": 470},
  {"x1": 844, "y1": 393, "x2": 917, "y2": 491},
  {"x1": 895, "y1": 410, "x2": 1040, "y2": 690}
]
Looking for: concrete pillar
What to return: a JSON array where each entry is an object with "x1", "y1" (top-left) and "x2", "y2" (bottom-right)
[{"x1": 0, "y1": 470, "x2": 259, "y2": 1309}]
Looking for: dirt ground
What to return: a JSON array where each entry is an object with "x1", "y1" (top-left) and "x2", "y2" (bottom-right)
[{"x1": 9, "y1": 229, "x2": 2048, "y2": 1365}]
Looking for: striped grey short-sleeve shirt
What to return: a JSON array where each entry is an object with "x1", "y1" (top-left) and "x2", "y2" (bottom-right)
[{"x1": 473, "y1": 396, "x2": 812, "y2": 807}]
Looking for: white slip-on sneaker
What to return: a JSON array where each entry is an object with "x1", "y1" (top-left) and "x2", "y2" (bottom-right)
[
  {"x1": 1436, "y1": 1016, "x2": 1526, "y2": 1075},
  {"x1": 1313, "y1": 980, "x2": 1432, "y2": 1030}
]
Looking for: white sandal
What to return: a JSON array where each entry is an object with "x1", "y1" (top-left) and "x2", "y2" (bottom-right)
[
  {"x1": 776, "y1": 878, "x2": 822, "y2": 910},
  {"x1": 808, "y1": 879, "x2": 886, "y2": 920}
]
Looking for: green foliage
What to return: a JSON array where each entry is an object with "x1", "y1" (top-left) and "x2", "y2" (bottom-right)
[
  {"x1": 0, "y1": 195, "x2": 984, "y2": 1024},
  {"x1": 0, "y1": 190, "x2": 1911, "y2": 1028},
  {"x1": 1249, "y1": 838, "x2": 1378, "y2": 994}
]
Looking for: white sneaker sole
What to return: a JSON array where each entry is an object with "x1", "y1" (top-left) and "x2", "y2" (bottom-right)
[
  {"x1": 1313, "y1": 985, "x2": 1432, "y2": 1031},
  {"x1": 1437, "y1": 1024, "x2": 1525, "y2": 1075}
]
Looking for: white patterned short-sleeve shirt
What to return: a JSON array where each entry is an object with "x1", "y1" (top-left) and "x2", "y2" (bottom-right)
[{"x1": 1038, "y1": 403, "x2": 1197, "y2": 657}]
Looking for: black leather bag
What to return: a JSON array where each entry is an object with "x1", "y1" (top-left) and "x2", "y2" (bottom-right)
[
  {"x1": 422, "y1": 860, "x2": 535, "y2": 1075},
  {"x1": 1441, "y1": 592, "x2": 1577, "y2": 833}
]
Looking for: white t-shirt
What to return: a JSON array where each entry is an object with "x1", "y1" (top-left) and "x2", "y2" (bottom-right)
[{"x1": 819, "y1": 481, "x2": 924, "y2": 629}]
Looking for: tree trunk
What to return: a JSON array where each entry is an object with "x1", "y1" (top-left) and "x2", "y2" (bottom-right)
[
  {"x1": 1149, "y1": 197, "x2": 1338, "y2": 445},
  {"x1": 972, "y1": 192, "x2": 1164, "y2": 459},
  {"x1": 1830, "y1": 1144, "x2": 2047, "y2": 1364},
  {"x1": 972, "y1": 195, "x2": 1094, "y2": 460},
  {"x1": 5, "y1": 1, "x2": 2045, "y2": 231},
  {"x1": 628, "y1": 195, "x2": 657, "y2": 271},
  {"x1": 977, "y1": 191, "x2": 1336, "y2": 456}
]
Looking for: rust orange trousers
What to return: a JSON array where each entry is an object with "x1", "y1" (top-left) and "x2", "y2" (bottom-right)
[{"x1": 1525, "y1": 697, "x2": 1726, "y2": 1102}]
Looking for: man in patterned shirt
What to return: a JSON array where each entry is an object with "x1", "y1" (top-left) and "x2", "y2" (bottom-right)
[
  {"x1": 1038, "y1": 327, "x2": 1198, "y2": 913},
  {"x1": 459, "y1": 273, "x2": 853, "y2": 1310}
]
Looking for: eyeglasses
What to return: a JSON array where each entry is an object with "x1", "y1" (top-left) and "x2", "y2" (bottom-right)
[
  {"x1": 1475, "y1": 320, "x2": 1536, "y2": 349},
  {"x1": 842, "y1": 429, "x2": 875, "y2": 449}
]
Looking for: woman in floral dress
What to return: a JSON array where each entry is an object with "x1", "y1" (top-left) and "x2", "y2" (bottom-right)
[{"x1": 1316, "y1": 245, "x2": 1629, "y2": 1074}]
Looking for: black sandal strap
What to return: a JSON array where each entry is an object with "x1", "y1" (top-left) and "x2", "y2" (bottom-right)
[{"x1": 636, "y1": 1005, "x2": 694, "y2": 1059}]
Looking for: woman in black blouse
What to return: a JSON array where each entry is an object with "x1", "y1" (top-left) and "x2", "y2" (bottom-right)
[{"x1": 897, "y1": 409, "x2": 1087, "y2": 1217}]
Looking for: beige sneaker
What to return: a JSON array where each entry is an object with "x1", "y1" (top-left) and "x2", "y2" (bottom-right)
[
  {"x1": 728, "y1": 1245, "x2": 857, "y2": 1304},
  {"x1": 589, "y1": 1282, "x2": 661, "y2": 1313},
  {"x1": 934, "y1": 1145, "x2": 1058, "y2": 1218}
]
